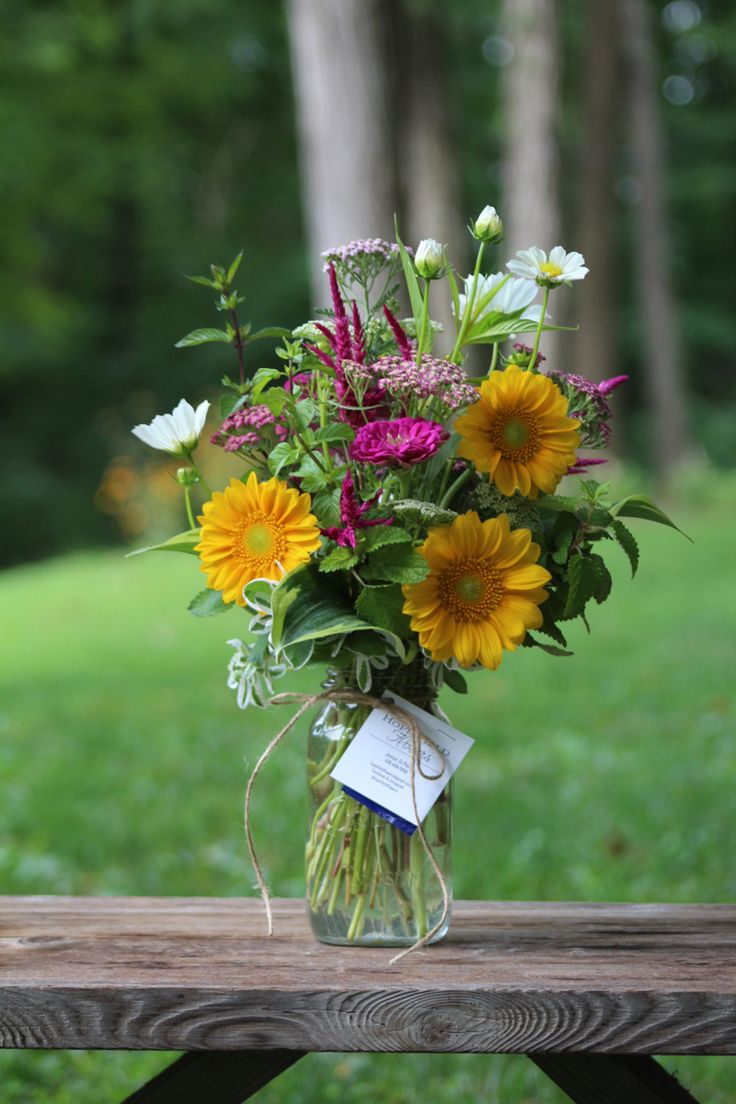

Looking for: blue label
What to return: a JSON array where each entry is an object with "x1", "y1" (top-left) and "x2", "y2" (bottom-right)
[{"x1": 341, "y1": 785, "x2": 417, "y2": 835}]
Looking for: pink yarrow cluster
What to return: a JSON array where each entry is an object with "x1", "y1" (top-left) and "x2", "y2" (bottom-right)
[
  {"x1": 211, "y1": 403, "x2": 286, "y2": 453},
  {"x1": 372, "y1": 354, "x2": 479, "y2": 413},
  {"x1": 321, "y1": 238, "x2": 407, "y2": 269},
  {"x1": 350, "y1": 417, "x2": 448, "y2": 468}
]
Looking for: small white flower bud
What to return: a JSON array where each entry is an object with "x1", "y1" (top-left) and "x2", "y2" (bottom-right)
[
  {"x1": 474, "y1": 205, "x2": 503, "y2": 244},
  {"x1": 414, "y1": 238, "x2": 445, "y2": 280}
]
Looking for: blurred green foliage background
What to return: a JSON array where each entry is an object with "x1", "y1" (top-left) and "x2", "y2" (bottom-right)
[{"x1": 1, "y1": 0, "x2": 736, "y2": 567}]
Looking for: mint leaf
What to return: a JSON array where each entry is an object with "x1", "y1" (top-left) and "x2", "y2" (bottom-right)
[{"x1": 362, "y1": 545, "x2": 429, "y2": 584}]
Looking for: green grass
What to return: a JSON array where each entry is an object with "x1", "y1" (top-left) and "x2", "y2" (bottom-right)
[{"x1": 1, "y1": 498, "x2": 735, "y2": 1102}]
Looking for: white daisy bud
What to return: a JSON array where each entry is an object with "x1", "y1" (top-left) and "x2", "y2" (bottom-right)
[
  {"x1": 474, "y1": 205, "x2": 503, "y2": 244},
  {"x1": 414, "y1": 238, "x2": 445, "y2": 280}
]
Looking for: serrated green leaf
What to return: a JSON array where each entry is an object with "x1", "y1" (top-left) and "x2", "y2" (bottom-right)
[
  {"x1": 268, "y1": 442, "x2": 299, "y2": 476},
  {"x1": 443, "y1": 667, "x2": 468, "y2": 694},
  {"x1": 251, "y1": 367, "x2": 283, "y2": 395},
  {"x1": 313, "y1": 423, "x2": 355, "y2": 444},
  {"x1": 226, "y1": 250, "x2": 243, "y2": 283},
  {"x1": 294, "y1": 398, "x2": 319, "y2": 432},
  {"x1": 538, "y1": 494, "x2": 580, "y2": 514},
  {"x1": 126, "y1": 529, "x2": 200, "y2": 557},
  {"x1": 523, "y1": 632, "x2": 574, "y2": 657},
  {"x1": 611, "y1": 494, "x2": 692, "y2": 540},
  {"x1": 312, "y1": 488, "x2": 341, "y2": 528},
  {"x1": 610, "y1": 518, "x2": 640, "y2": 577},
  {"x1": 538, "y1": 617, "x2": 568, "y2": 647},
  {"x1": 174, "y1": 327, "x2": 231, "y2": 348},
  {"x1": 362, "y1": 545, "x2": 429, "y2": 584},
  {"x1": 552, "y1": 528, "x2": 574, "y2": 565},
  {"x1": 562, "y1": 554, "x2": 600, "y2": 619},
  {"x1": 358, "y1": 526, "x2": 412, "y2": 554},
  {"x1": 188, "y1": 588, "x2": 231, "y2": 617},
  {"x1": 319, "y1": 546, "x2": 359, "y2": 573},
  {"x1": 355, "y1": 583, "x2": 412, "y2": 639},
  {"x1": 259, "y1": 387, "x2": 288, "y2": 415},
  {"x1": 294, "y1": 455, "x2": 330, "y2": 492},
  {"x1": 588, "y1": 553, "x2": 613, "y2": 604},
  {"x1": 392, "y1": 499, "x2": 457, "y2": 528}
]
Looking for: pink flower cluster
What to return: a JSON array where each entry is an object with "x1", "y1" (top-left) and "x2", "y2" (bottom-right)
[
  {"x1": 350, "y1": 418, "x2": 448, "y2": 468},
  {"x1": 321, "y1": 239, "x2": 408, "y2": 270},
  {"x1": 211, "y1": 403, "x2": 286, "y2": 454},
  {"x1": 371, "y1": 354, "x2": 479, "y2": 413}
]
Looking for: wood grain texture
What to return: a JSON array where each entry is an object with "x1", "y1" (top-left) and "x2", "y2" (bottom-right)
[
  {"x1": 1, "y1": 897, "x2": 735, "y2": 1055},
  {"x1": 531, "y1": 1055, "x2": 701, "y2": 1104},
  {"x1": 121, "y1": 1050, "x2": 304, "y2": 1104}
]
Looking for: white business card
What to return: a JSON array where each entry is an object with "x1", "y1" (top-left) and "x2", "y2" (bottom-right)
[{"x1": 330, "y1": 692, "x2": 474, "y2": 828}]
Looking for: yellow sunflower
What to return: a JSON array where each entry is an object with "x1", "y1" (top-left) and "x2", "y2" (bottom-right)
[
  {"x1": 402, "y1": 511, "x2": 551, "y2": 670},
  {"x1": 455, "y1": 364, "x2": 580, "y2": 498},
  {"x1": 196, "y1": 473, "x2": 321, "y2": 606}
]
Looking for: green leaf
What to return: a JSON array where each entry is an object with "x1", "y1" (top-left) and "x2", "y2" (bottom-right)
[
  {"x1": 187, "y1": 588, "x2": 231, "y2": 617},
  {"x1": 270, "y1": 565, "x2": 373, "y2": 649},
  {"x1": 539, "y1": 494, "x2": 581, "y2": 514},
  {"x1": 227, "y1": 251, "x2": 243, "y2": 283},
  {"x1": 358, "y1": 526, "x2": 412, "y2": 554},
  {"x1": 247, "y1": 326, "x2": 293, "y2": 343},
  {"x1": 319, "y1": 546, "x2": 359, "y2": 573},
  {"x1": 174, "y1": 327, "x2": 231, "y2": 348},
  {"x1": 610, "y1": 518, "x2": 640, "y2": 578},
  {"x1": 588, "y1": 553, "x2": 613, "y2": 604},
  {"x1": 446, "y1": 270, "x2": 462, "y2": 336},
  {"x1": 538, "y1": 617, "x2": 568, "y2": 647},
  {"x1": 185, "y1": 274, "x2": 217, "y2": 288},
  {"x1": 268, "y1": 442, "x2": 299, "y2": 476},
  {"x1": 294, "y1": 398, "x2": 319, "y2": 432},
  {"x1": 355, "y1": 583, "x2": 412, "y2": 639},
  {"x1": 259, "y1": 387, "x2": 289, "y2": 415},
  {"x1": 562, "y1": 554, "x2": 600, "y2": 620},
  {"x1": 294, "y1": 455, "x2": 330, "y2": 493},
  {"x1": 443, "y1": 667, "x2": 468, "y2": 694},
  {"x1": 523, "y1": 633, "x2": 574, "y2": 657},
  {"x1": 392, "y1": 499, "x2": 457, "y2": 528},
  {"x1": 250, "y1": 367, "x2": 283, "y2": 395},
  {"x1": 362, "y1": 544, "x2": 429, "y2": 584},
  {"x1": 466, "y1": 313, "x2": 576, "y2": 345},
  {"x1": 610, "y1": 494, "x2": 692, "y2": 540},
  {"x1": 394, "y1": 219, "x2": 424, "y2": 329},
  {"x1": 126, "y1": 529, "x2": 200, "y2": 557},
  {"x1": 552, "y1": 528, "x2": 574, "y2": 565},
  {"x1": 313, "y1": 423, "x2": 355, "y2": 444}
]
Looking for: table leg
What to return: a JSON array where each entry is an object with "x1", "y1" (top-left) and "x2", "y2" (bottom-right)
[
  {"x1": 530, "y1": 1054, "x2": 701, "y2": 1104},
  {"x1": 120, "y1": 1050, "x2": 305, "y2": 1104}
]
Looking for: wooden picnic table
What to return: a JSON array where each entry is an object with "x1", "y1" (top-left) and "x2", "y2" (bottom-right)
[{"x1": 1, "y1": 896, "x2": 734, "y2": 1103}]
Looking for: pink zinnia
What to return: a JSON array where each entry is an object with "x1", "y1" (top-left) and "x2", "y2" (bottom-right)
[{"x1": 349, "y1": 418, "x2": 448, "y2": 468}]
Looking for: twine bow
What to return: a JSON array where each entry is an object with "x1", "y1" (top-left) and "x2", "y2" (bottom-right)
[{"x1": 243, "y1": 689, "x2": 451, "y2": 963}]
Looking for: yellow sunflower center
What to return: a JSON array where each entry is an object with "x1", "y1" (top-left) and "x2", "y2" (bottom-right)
[
  {"x1": 438, "y1": 558, "x2": 504, "y2": 623},
  {"x1": 236, "y1": 513, "x2": 286, "y2": 568},
  {"x1": 539, "y1": 261, "x2": 562, "y2": 278},
  {"x1": 490, "y1": 408, "x2": 540, "y2": 461}
]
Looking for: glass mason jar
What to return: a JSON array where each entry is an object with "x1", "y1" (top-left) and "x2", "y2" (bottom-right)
[{"x1": 305, "y1": 658, "x2": 452, "y2": 947}]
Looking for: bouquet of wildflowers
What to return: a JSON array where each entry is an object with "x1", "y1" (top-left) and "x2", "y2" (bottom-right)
[{"x1": 131, "y1": 208, "x2": 680, "y2": 946}]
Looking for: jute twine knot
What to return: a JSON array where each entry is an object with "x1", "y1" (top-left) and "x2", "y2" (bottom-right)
[{"x1": 243, "y1": 689, "x2": 450, "y2": 964}]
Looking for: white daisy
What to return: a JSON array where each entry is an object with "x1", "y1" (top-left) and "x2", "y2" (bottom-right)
[
  {"x1": 456, "y1": 271, "x2": 540, "y2": 321},
  {"x1": 131, "y1": 398, "x2": 210, "y2": 457},
  {"x1": 507, "y1": 246, "x2": 588, "y2": 288}
]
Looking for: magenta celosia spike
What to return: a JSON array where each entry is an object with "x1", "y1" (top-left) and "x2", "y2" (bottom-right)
[
  {"x1": 304, "y1": 342, "x2": 336, "y2": 370},
  {"x1": 382, "y1": 305, "x2": 412, "y2": 361},
  {"x1": 598, "y1": 374, "x2": 629, "y2": 395},
  {"x1": 567, "y1": 456, "x2": 609, "y2": 474},
  {"x1": 351, "y1": 301, "x2": 366, "y2": 365},
  {"x1": 327, "y1": 263, "x2": 352, "y2": 368},
  {"x1": 314, "y1": 322, "x2": 337, "y2": 349}
]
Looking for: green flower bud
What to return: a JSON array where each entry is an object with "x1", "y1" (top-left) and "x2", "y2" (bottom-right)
[
  {"x1": 414, "y1": 238, "x2": 445, "y2": 280},
  {"x1": 474, "y1": 205, "x2": 503, "y2": 244},
  {"x1": 175, "y1": 466, "x2": 200, "y2": 487}
]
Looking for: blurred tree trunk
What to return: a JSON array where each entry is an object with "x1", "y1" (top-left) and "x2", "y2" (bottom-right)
[
  {"x1": 620, "y1": 0, "x2": 690, "y2": 479},
  {"x1": 502, "y1": 0, "x2": 560, "y2": 366},
  {"x1": 396, "y1": 0, "x2": 463, "y2": 341},
  {"x1": 573, "y1": 2, "x2": 620, "y2": 386},
  {"x1": 287, "y1": 0, "x2": 397, "y2": 300}
]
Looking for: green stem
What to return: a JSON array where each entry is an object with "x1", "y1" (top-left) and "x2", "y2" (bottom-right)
[
  {"x1": 528, "y1": 286, "x2": 550, "y2": 371},
  {"x1": 450, "y1": 241, "x2": 485, "y2": 363},
  {"x1": 317, "y1": 369, "x2": 331, "y2": 467},
  {"x1": 489, "y1": 341, "x2": 499, "y2": 375},
  {"x1": 183, "y1": 486, "x2": 196, "y2": 530},
  {"x1": 439, "y1": 466, "x2": 473, "y2": 510},
  {"x1": 416, "y1": 279, "x2": 431, "y2": 365},
  {"x1": 185, "y1": 456, "x2": 211, "y2": 498}
]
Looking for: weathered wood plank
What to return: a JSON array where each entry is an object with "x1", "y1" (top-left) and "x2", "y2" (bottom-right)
[
  {"x1": 1, "y1": 898, "x2": 735, "y2": 1055},
  {"x1": 121, "y1": 1050, "x2": 304, "y2": 1104},
  {"x1": 531, "y1": 1054, "x2": 701, "y2": 1104}
]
